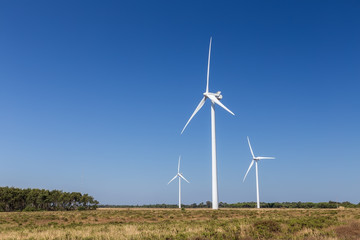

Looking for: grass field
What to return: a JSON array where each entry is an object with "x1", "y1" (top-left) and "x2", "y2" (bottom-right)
[{"x1": 0, "y1": 208, "x2": 359, "y2": 239}]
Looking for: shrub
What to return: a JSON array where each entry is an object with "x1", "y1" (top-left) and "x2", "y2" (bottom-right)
[{"x1": 252, "y1": 220, "x2": 281, "y2": 239}]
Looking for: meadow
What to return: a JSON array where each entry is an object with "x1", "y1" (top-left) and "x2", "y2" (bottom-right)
[{"x1": 0, "y1": 208, "x2": 359, "y2": 240}]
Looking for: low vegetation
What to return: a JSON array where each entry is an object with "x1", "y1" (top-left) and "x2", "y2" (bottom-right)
[{"x1": 0, "y1": 208, "x2": 359, "y2": 239}]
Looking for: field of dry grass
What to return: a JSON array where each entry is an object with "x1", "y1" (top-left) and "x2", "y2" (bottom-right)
[{"x1": 0, "y1": 208, "x2": 359, "y2": 239}]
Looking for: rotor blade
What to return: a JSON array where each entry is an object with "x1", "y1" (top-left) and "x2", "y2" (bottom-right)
[
  {"x1": 179, "y1": 173, "x2": 190, "y2": 183},
  {"x1": 206, "y1": 37, "x2": 212, "y2": 93},
  {"x1": 257, "y1": 157, "x2": 275, "y2": 160},
  {"x1": 207, "y1": 94, "x2": 235, "y2": 115},
  {"x1": 243, "y1": 160, "x2": 254, "y2": 182},
  {"x1": 167, "y1": 175, "x2": 178, "y2": 185},
  {"x1": 181, "y1": 96, "x2": 206, "y2": 134},
  {"x1": 178, "y1": 156, "x2": 181, "y2": 173},
  {"x1": 247, "y1": 136, "x2": 255, "y2": 158}
]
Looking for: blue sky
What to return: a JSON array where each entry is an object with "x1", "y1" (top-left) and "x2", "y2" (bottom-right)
[{"x1": 0, "y1": 1, "x2": 359, "y2": 205}]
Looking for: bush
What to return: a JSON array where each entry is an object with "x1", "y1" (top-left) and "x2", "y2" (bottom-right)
[
  {"x1": 252, "y1": 220, "x2": 281, "y2": 239},
  {"x1": 23, "y1": 206, "x2": 36, "y2": 212}
]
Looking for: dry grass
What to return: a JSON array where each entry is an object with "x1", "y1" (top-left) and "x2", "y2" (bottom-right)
[{"x1": 0, "y1": 208, "x2": 359, "y2": 239}]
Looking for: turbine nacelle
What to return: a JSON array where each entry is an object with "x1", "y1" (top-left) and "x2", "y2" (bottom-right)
[
  {"x1": 214, "y1": 91, "x2": 222, "y2": 100},
  {"x1": 203, "y1": 91, "x2": 222, "y2": 100}
]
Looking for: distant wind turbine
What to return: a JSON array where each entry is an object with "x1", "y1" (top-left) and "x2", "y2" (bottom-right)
[
  {"x1": 167, "y1": 156, "x2": 190, "y2": 208},
  {"x1": 243, "y1": 137, "x2": 275, "y2": 209},
  {"x1": 181, "y1": 37, "x2": 235, "y2": 210}
]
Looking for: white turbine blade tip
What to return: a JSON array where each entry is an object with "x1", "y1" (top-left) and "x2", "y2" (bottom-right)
[
  {"x1": 258, "y1": 157, "x2": 275, "y2": 160},
  {"x1": 167, "y1": 175, "x2": 178, "y2": 185},
  {"x1": 181, "y1": 97, "x2": 206, "y2": 134},
  {"x1": 247, "y1": 137, "x2": 255, "y2": 158},
  {"x1": 179, "y1": 173, "x2": 190, "y2": 183},
  {"x1": 206, "y1": 37, "x2": 212, "y2": 93},
  {"x1": 207, "y1": 94, "x2": 235, "y2": 116},
  {"x1": 243, "y1": 160, "x2": 254, "y2": 182}
]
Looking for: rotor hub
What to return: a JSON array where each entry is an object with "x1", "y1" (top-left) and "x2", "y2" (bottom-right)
[{"x1": 204, "y1": 91, "x2": 223, "y2": 100}]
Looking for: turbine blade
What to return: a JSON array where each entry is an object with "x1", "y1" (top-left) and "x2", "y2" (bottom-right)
[
  {"x1": 178, "y1": 156, "x2": 181, "y2": 173},
  {"x1": 207, "y1": 94, "x2": 235, "y2": 115},
  {"x1": 167, "y1": 175, "x2": 178, "y2": 185},
  {"x1": 257, "y1": 157, "x2": 275, "y2": 160},
  {"x1": 247, "y1": 136, "x2": 255, "y2": 158},
  {"x1": 179, "y1": 173, "x2": 190, "y2": 183},
  {"x1": 243, "y1": 160, "x2": 254, "y2": 182},
  {"x1": 206, "y1": 37, "x2": 212, "y2": 93},
  {"x1": 181, "y1": 96, "x2": 206, "y2": 134}
]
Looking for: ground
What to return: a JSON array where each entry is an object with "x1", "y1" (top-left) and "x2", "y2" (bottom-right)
[{"x1": 0, "y1": 208, "x2": 359, "y2": 239}]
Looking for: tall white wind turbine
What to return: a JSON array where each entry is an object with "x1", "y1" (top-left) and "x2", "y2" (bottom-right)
[
  {"x1": 181, "y1": 37, "x2": 235, "y2": 210},
  {"x1": 167, "y1": 156, "x2": 190, "y2": 208},
  {"x1": 243, "y1": 137, "x2": 275, "y2": 208}
]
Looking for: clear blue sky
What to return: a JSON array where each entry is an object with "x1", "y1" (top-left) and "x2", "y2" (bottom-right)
[{"x1": 0, "y1": 1, "x2": 359, "y2": 205}]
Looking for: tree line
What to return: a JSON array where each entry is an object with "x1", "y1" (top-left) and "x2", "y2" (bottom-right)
[
  {"x1": 100, "y1": 201, "x2": 360, "y2": 209},
  {"x1": 219, "y1": 201, "x2": 359, "y2": 208},
  {"x1": 0, "y1": 187, "x2": 99, "y2": 212}
]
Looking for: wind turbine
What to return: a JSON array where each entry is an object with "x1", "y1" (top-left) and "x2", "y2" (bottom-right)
[
  {"x1": 243, "y1": 136, "x2": 275, "y2": 208},
  {"x1": 181, "y1": 37, "x2": 235, "y2": 210},
  {"x1": 167, "y1": 156, "x2": 190, "y2": 208}
]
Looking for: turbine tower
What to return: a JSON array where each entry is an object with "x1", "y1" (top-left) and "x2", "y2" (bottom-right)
[
  {"x1": 181, "y1": 37, "x2": 235, "y2": 209},
  {"x1": 167, "y1": 156, "x2": 190, "y2": 208},
  {"x1": 243, "y1": 137, "x2": 275, "y2": 208}
]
